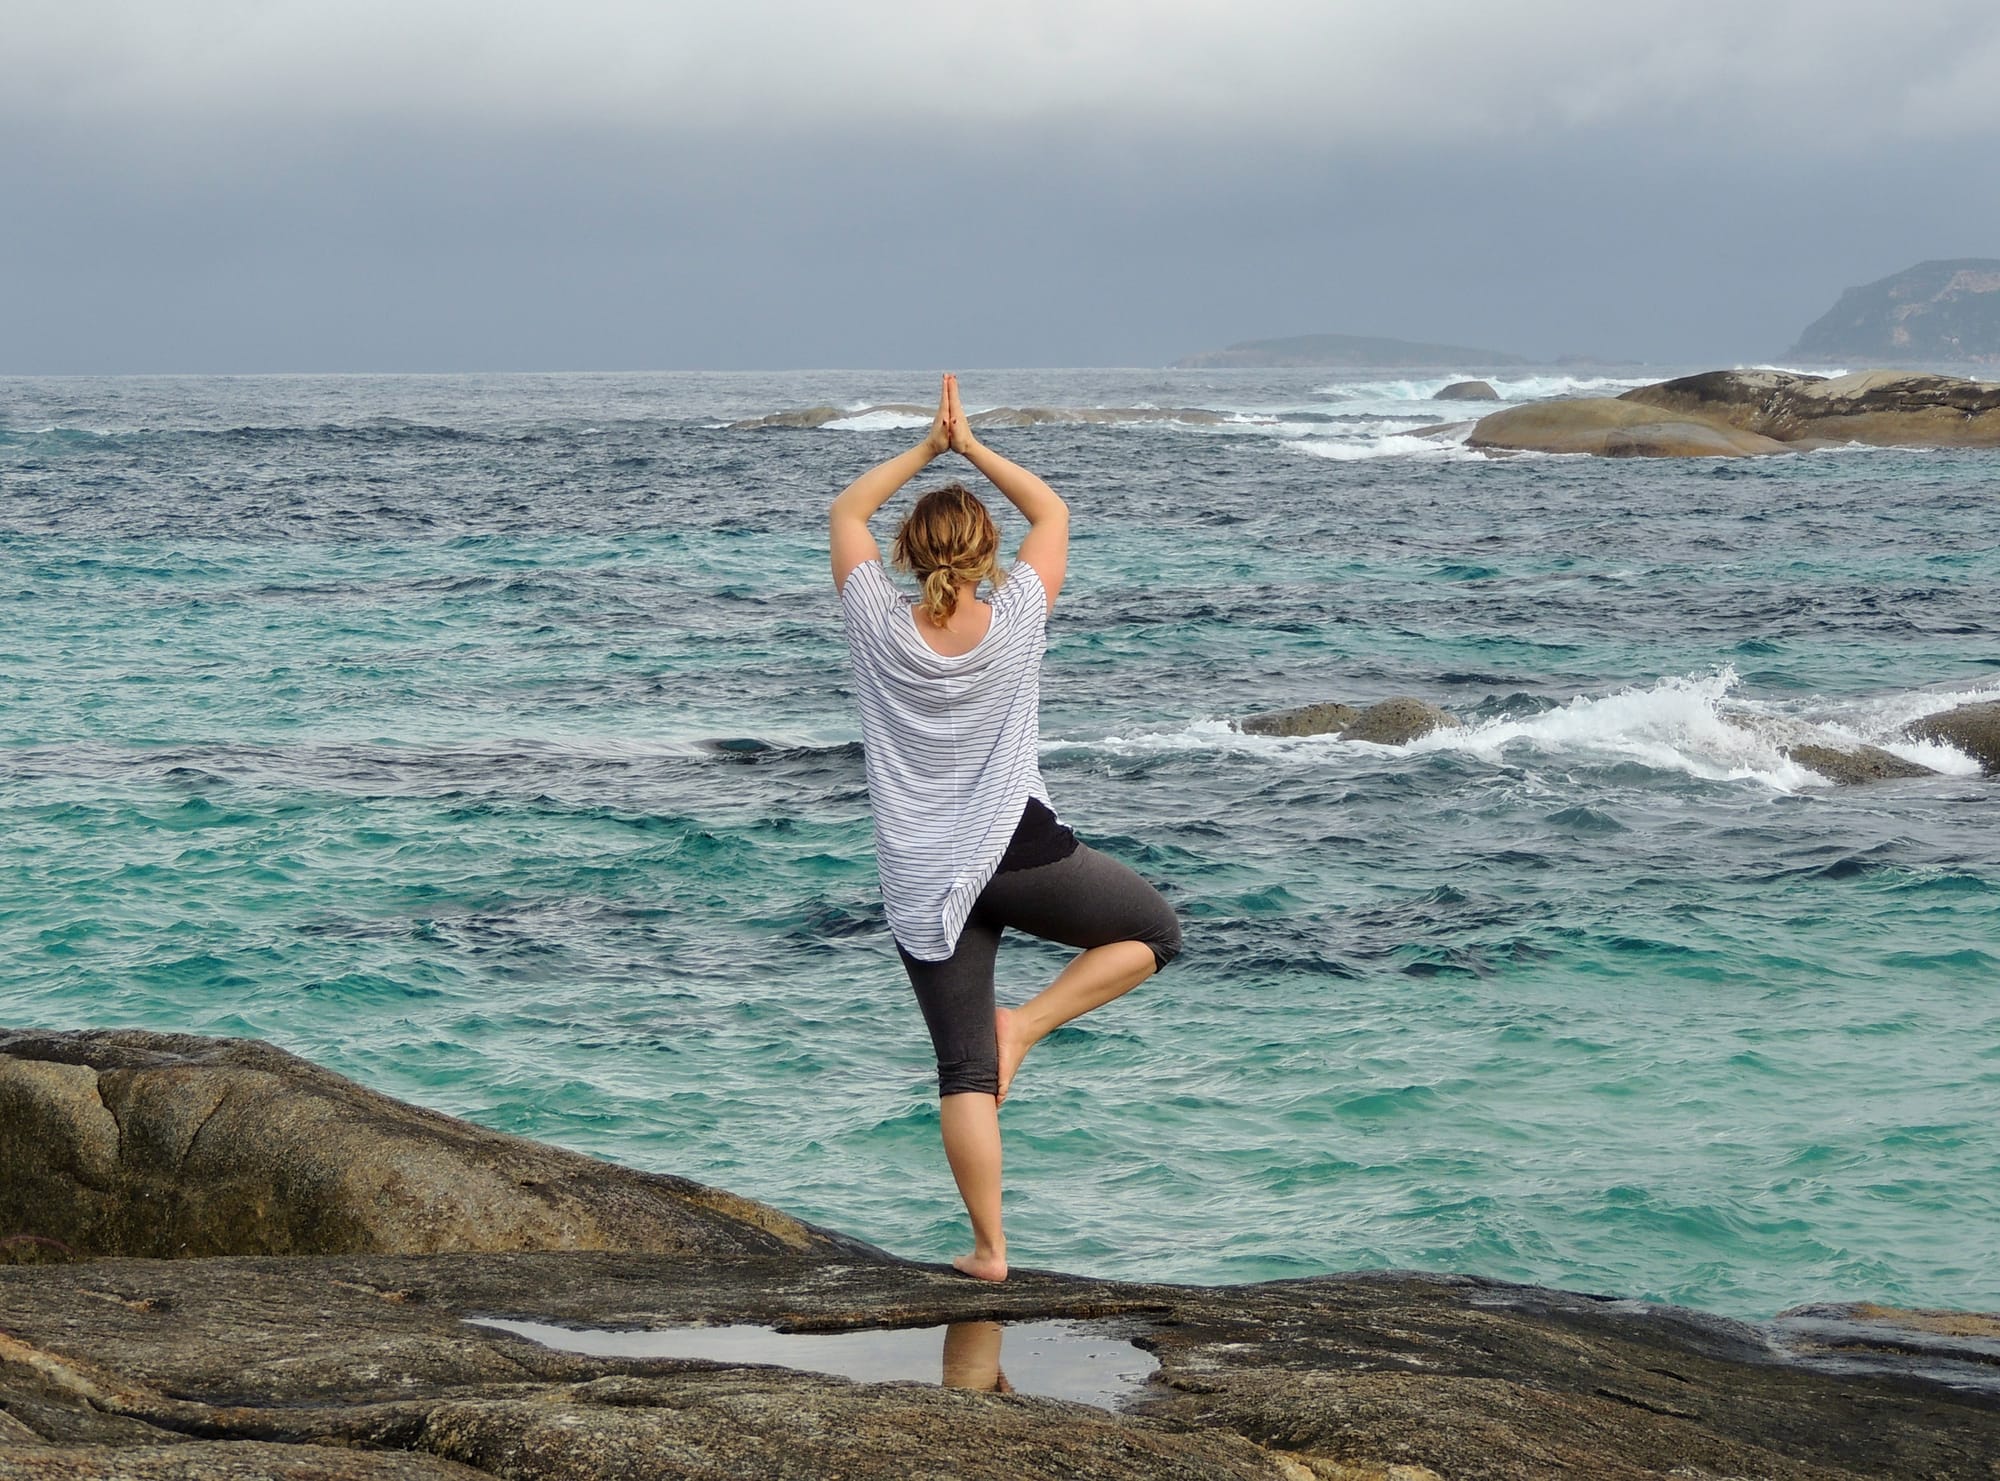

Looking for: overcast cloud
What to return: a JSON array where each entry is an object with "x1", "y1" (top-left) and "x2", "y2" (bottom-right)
[{"x1": 6, "y1": 0, "x2": 1998, "y2": 371}]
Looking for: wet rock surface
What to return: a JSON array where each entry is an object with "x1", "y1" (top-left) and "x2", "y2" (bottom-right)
[
  {"x1": 1434, "y1": 380, "x2": 1500, "y2": 401},
  {"x1": 1465, "y1": 398, "x2": 1791, "y2": 458},
  {"x1": 1621, "y1": 368, "x2": 2000, "y2": 447},
  {"x1": 1907, "y1": 701, "x2": 2000, "y2": 774},
  {"x1": 1782, "y1": 742, "x2": 1938, "y2": 784},
  {"x1": 1, "y1": 1256, "x2": 1996, "y2": 1480},
  {"x1": 1465, "y1": 367, "x2": 2000, "y2": 456},
  {"x1": 1237, "y1": 702, "x2": 1362, "y2": 737},
  {"x1": 1341, "y1": 698, "x2": 1459, "y2": 745},
  {"x1": 3, "y1": 1030, "x2": 1997, "y2": 1479},
  {"x1": 0, "y1": 1029, "x2": 880, "y2": 1264},
  {"x1": 1234, "y1": 699, "x2": 1457, "y2": 745}
]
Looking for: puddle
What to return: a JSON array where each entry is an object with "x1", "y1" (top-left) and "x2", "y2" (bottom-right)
[{"x1": 466, "y1": 1316, "x2": 1159, "y2": 1409}]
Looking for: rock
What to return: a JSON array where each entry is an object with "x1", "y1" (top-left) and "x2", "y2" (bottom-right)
[
  {"x1": 1433, "y1": 380, "x2": 1499, "y2": 401},
  {"x1": 1340, "y1": 698, "x2": 1459, "y2": 746},
  {"x1": 0, "y1": 1029, "x2": 883, "y2": 1263},
  {"x1": 1621, "y1": 368, "x2": 2000, "y2": 447},
  {"x1": 1789, "y1": 258, "x2": 2000, "y2": 366},
  {"x1": 1783, "y1": 742, "x2": 1937, "y2": 785},
  {"x1": 1235, "y1": 698, "x2": 1458, "y2": 744},
  {"x1": 1907, "y1": 701, "x2": 2000, "y2": 773},
  {"x1": 1466, "y1": 398, "x2": 1791, "y2": 458},
  {"x1": 727, "y1": 404, "x2": 1230, "y2": 431},
  {"x1": 1, "y1": 1252, "x2": 1996, "y2": 1480},
  {"x1": 725, "y1": 404, "x2": 852, "y2": 430},
  {"x1": 2, "y1": 1031, "x2": 1998, "y2": 1478},
  {"x1": 965, "y1": 407, "x2": 1228, "y2": 428},
  {"x1": 1237, "y1": 702, "x2": 1360, "y2": 737}
]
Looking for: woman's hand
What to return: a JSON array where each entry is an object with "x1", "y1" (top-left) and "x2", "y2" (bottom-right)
[
  {"x1": 922, "y1": 373, "x2": 953, "y2": 458},
  {"x1": 945, "y1": 374, "x2": 980, "y2": 455}
]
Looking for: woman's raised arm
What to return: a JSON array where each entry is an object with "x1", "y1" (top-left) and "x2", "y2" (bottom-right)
[
  {"x1": 947, "y1": 380, "x2": 1069, "y2": 610},
  {"x1": 828, "y1": 377, "x2": 951, "y2": 591}
]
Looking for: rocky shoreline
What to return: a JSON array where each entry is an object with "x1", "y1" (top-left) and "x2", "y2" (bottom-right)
[
  {"x1": 1453, "y1": 368, "x2": 2000, "y2": 458},
  {"x1": 3, "y1": 1030, "x2": 1998, "y2": 1479}
]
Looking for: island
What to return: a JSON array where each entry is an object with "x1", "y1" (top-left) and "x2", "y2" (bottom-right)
[{"x1": 1172, "y1": 332, "x2": 1528, "y2": 370}]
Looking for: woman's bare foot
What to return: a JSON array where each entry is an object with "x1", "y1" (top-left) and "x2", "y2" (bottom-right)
[
  {"x1": 994, "y1": 1007, "x2": 1031, "y2": 1106},
  {"x1": 952, "y1": 1248, "x2": 1009, "y2": 1282}
]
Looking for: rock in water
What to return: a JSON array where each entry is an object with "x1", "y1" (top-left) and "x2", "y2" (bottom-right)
[
  {"x1": 1466, "y1": 398, "x2": 1790, "y2": 458},
  {"x1": 0, "y1": 1029, "x2": 883, "y2": 1262},
  {"x1": 1783, "y1": 743, "x2": 1937, "y2": 785},
  {"x1": 1788, "y1": 258, "x2": 2000, "y2": 365},
  {"x1": 1341, "y1": 698, "x2": 1459, "y2": 745},
  {"x1": 1907, "y1": 701, "x2": 2000, "y2": 773},
  {"x1": 1434, "y1": 379, "x2": 1499, "y2": 401},
  {"x1": 1236, "y1": 702, "x2": 1360, "y2": 737},
  {"x1": 1622, "y1": 368, "x2": 2000, "y2": 447}
]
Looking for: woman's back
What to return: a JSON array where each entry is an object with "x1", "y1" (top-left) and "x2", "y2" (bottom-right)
[{"x1": 840, "y1": 557, "x2": 1056, "y2": 961}]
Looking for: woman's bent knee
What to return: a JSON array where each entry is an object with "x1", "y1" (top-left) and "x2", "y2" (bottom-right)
[{"x1": 937, "y1": 1057, "x2": 1000, "y2": 1098}]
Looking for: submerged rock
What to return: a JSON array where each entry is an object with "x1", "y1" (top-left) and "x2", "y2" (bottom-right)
[
  {"x1": 726, "y1": 404, "x2": 1229, "y2": 431},
  {"x1": 1906, "y1": 701, "x2": 2000, "y2": 773},
  {"x1": 1341, "y1": 697, "x2": 1460, "y2": 745},
  {"x1": 1433, "y1": 379, "x2": 1499, "y2": 401},
  {"x1": 1236, "y1": 701, "x2": 1360, "y2": 737},
  {"x1": 1783, "y1": 742, "x2": 1937, "y2": 785},
  {"x1": 1234, "y1": 699, "x2": 1458, "y2": 745},
  {"x1": 0, "y1": 1029, "x2": 881, "y2": 1263},
  {"x1": 1466, "y1": 398, "x2": 1791, "y2": 458}
]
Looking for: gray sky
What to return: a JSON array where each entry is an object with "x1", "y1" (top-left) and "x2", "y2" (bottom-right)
[{"x1": 6, "y1": 0, "x2": 1998, "y2": 372}]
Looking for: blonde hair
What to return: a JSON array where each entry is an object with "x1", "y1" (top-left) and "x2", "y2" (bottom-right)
[{"x1": 892, "y1": 483, "x2": 1004, "y2": 625}]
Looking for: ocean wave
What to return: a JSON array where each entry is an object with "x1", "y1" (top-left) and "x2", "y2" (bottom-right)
[
  {"x1": 1287, "y1": 431, "x2": 1487, "y2": 462},
  {"x1": 1056, "y1": 669, "x2": 1996, "y2": 790},
  {"x1": 1308, "y1": 373, "x2": 1659, "y2": 404},
  {"x1": 727, "y1": 403, "x2": 1239, "y2": 432}
]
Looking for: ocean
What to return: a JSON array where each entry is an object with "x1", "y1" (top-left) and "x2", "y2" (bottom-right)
[{"x1": 3, "y1": 367, "x2": 1995, "y2": 1320}]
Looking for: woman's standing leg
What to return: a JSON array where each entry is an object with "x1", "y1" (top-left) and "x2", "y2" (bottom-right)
[{"x1": 901, "y1": 918, "x2": 1010, "y2": 1279}]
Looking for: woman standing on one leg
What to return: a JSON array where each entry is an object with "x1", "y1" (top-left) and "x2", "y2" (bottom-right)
[{"x1": 830, "y1": 374, "x2": 1182, "y2": 1282}]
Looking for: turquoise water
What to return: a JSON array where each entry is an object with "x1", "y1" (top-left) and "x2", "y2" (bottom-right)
[{"x1": 3, "y1": 369, "x2": 1997, "y2": 1318}]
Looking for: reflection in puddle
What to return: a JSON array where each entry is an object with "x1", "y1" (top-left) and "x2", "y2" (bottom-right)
[{"x1": 466, "y1": 1316, "x2": 1158, "y2": 1409}]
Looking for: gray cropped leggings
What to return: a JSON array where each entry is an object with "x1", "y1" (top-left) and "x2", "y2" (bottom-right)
[{"x1": 898, "y1": 843, "x2": 1183, "y2": 1097}]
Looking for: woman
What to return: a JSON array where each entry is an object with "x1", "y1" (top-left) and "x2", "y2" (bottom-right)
[{"x1": 829, "y1": 373, "x2": 1182, "y2": 1282}]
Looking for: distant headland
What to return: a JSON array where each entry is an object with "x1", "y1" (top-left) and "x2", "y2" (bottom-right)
[
  {"x1": 1790, "y1": 258, "x2": 2000, "y2": 365},
  {"x1": 1172, "y1": 331, "x2": 1529, "y2": 369}
]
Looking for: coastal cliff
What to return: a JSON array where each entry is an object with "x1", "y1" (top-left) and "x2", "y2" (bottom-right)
[
  {"x1": 3, "y1": 1029, "x2": 1996, "y2": 1480},
  {"x1": 1789, "y1": 259, "x2": 2000, "y2": 366}
]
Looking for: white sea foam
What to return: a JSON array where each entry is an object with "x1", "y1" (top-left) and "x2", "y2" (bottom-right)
[
  {"x1": 1058, "y1": 669, "x2": 1997, "y2": 791},
  {"x1": 1743, "y1": 363, "x2": 1849, "y2": 379},
  {"x1": 1308, "y1": 373, "x2": 1657, "y2": 404},
  {"x1": 1405, "y1": 667, "x2": 1821, "y2": 788},
  {"x1": 1287, "y1": 431, "x2": 1486, "y2": 462},
  {"x1": 823, "y1": 409, "x2": 933, "y2": 432}
]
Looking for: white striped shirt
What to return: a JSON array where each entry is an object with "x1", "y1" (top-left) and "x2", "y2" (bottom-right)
[{"x1": 839, "y1": 558, "x2": 1054, "y2": 961}]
